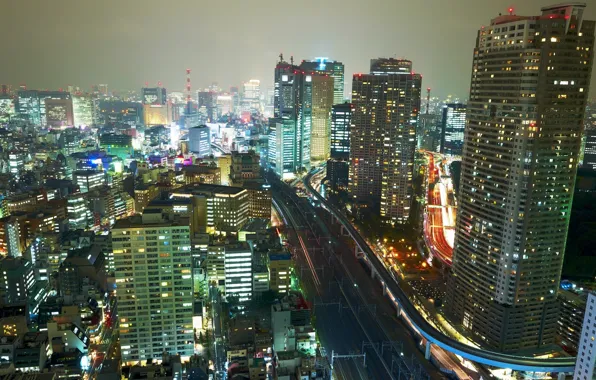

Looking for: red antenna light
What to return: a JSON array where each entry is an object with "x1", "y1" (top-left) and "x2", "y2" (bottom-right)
[
  {"x1": 508, "y1": 7, "x2": 514, "y2": 15},
  {"x1": 158, "y1": 81, "x2": 162, "y2": 87},
  {"x1": 145, "y1": 82, "x2": 149, "y2": 87}
]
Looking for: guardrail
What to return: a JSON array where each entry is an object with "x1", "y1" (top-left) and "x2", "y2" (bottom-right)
[{"x1": 302, "y1": 169, "x2": 576, "y2": 374}]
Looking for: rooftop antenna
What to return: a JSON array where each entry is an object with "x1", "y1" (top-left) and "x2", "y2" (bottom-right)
[
  {"x1": 290, "y1": 55, "x2": 294, "y2": 65},
  {"x1": 279, "y1": 53, "x2": 284, "y2": 63}
]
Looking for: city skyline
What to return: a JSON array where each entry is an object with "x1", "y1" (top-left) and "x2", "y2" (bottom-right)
[{"x1": 3, "y1": 0, "x2": 596, "y2": 100}]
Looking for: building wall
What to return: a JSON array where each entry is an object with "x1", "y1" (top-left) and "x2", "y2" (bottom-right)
[{"x1": 448, "y1": 5, "x2": 595, "y2": 352}]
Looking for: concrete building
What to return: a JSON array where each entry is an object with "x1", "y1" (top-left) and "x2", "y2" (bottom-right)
[
  {"x1": 188, "y1": 126, "x2": 211, "y2": 157},
  {"x1": 300, "y1": 58, "x2": 345, "y2": 104},
  {"x1": 574, "y1": 292, "x2": 596, "y2": 380},
  {"x1": 330, "y1": 102, "x2": 351, "y2": 160},
  {"x1": 171, "y1": 183, "x2": 249, "y2": 235},
  {"x1": 206, "y1": 245, "x2": 226, "y2": 290},
  {"x1": 112, "y1": 210, "x2": 194, "y2": 364},
  {"x1": 230, "y1": 151, "x2": 261, "y2": 186},
  {"x1": 243, "y1": 182, "x2": 272, "y2": 220},
  {"x1": 73, "y1": 170, "x2": 105, "y2": 193},
  {"x1": 0, "y1": 257, "x2": 35, "y2": 306},
  {"x1": 224, "y1": 242, "x2": 253, "y2": 302},
  {"x1": 269, "y1": 251, "x2": 291, "y2": 294},
  {"x1": 66, "y1": 193, "x2": 90, "y2": 230},
  {"x1": 0, "y1": 216, "x2": 23, "y2": 257},
  {"x1": 349, "y1": 58, "x2": 421, "y2": 224},
  {"x1": 447, "y1": 3, "x2": 595, "y2": 352},
  {"x1": 439, "y1": 103, "x2": 467, "y2": 156},
  {"x1": 182, "y1": 164, "x2": 221, "y2": 185},
  {"x1": 309, "y1": 75, "x2": 334, "y2": 162}
]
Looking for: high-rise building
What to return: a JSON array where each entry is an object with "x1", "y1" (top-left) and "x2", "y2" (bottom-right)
[
  {"x1": 241, "y1": 79, "x2": 261, "y2": 112},
  {"x1": 268, "y1": 251, "x2": 291, "y2": 294},
  {"x1": 230, "y1": 151, "x2": 261, "y2": 186},
  {"x1": 39, "y1": 91, "x2": 72, "y2": 127},
  {"x1": 188, "y1": 126, "x2": 211, "y2": 157},
  {"x1": 141, "y1": 87, "x2": 167, "y2": 105},
  {"x1": 269, "y1": 58, "x2": 314, "y2": 177},
  {"x1": 67, "y1": 193, "x2": 90, "y2": 230},
  {"x1": 440, "y1": 103, "x2": 467, "y2": 156},
  {"x1": 330, "y1": 102, "x2": 352, "y2": 160},
  {"x1": 0, "y1": 96, "x2": 15, "y2": 124},
  {"x1": 0, "y1": 257, "x2": 34, "y2": 306},
  {"x1": 73, "y1": 170, "x2": 105, "y2": 193},
  {"x1": 583, "y1": 104, "x2": 596, "y2": 170},
  {"x1": 224, "y1": 242, "x2": 253, "y2": 302},
  {"x1": 300, "y1": 58, "x2": 345, "y2": 104},
  {"x1": 16, "y1": 91, "x2": 42, "y2": 126},
  {"x1": 349, "y1": 58, "x2": 421, "y2": 224},
  {"x1": 72, "y1": 94, "x2": 95, "y2": 127},
  {"x1": 573, "y1": 292, "x2": 596, "y2": 380},
  {"x1": 197, "y1": 91, "x2": 218, "y2": 122},
  {"x1": 309, "y1": 75, "x2": 334, "y2": 161},
  {"x1": 112, "y1": 210, "x2": 194, "y2": 364},
  {"x1": 447, "y1": 3, "x2": 595, "y2": 352}
]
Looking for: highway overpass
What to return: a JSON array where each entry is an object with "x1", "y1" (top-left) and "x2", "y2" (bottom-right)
[{"x1": 302, "y1": 169, "x2": 576, "y2": 374}]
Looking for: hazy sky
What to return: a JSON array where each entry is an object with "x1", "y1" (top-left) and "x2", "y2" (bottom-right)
[{"x1": 2, "y1": 0, "x2": 595, "y2": 100}]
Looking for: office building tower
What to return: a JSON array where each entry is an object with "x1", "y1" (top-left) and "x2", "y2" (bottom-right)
[
  {"x1": 330, "y1": 102, "x2": 352, "y2": 160},
  {"x1": 197, "y1": 91, "x2": 218, "y2": 122},
  {"x1": 326, "y1": 159, "x2": 349, "y2": 194},
  {"x1": 142, "y1": 87, "x2": 167, "y2": 105},
  {"x1": 300, "y1": 58, "x2": 345, "y2": 104},
  {"x1": 39, "y1": 91, "x2": 72, "y2": 127},
  {"x1": 171, "y1": 184, "x2": 249, "y2": 235},
  {"x1": 73, "y1": 170, "x2": 105, "y2": 193},
  {"x1": 0, "y1": 217, "x2": 22, "y2": 257},
  {"x1": 8, "y1": 151, "x2": 24, "y2": 176},
  {"x1": 268, "y1": 251, "x2": 291, "y2": 294},
  {"x1": 16, "y1": 91, "x2": 42, "y2": 126},
  {"x1": 583, "y1": 104, "x2": 596, "y2": 170},
  {"x1": 447, "y1": 3, "x2": 595, "y2": 352},
  {"x1": 440, "y1": 103, "x2": 467, "y2": 156},
  {"x1": 574, "y1": 292, "x2": 596, "y2": 380},
  {"x1": 206, "y1": 245, "x2": 226, "y2": 290},
  {"x1": 72, "y1": 94, "x2": 95, "y2": 127},
  {"x1": 558, "y1": 289, "x2": 589, "y2": 354},
  {"x1": 229, "y1": 151, "x2": 261, "y2": 186},
  {"x1": 0, "y1": 257, "x2": 34, "y2": 306},
  {"x1": 224, "y1": 242, "x2": 253, "y2": 302},
  {"x1": 112, "y1": 210, "x2": 194, "y2": 364},
  {"x1": 270, "y1": 57, "x2": 314, "y2": 177},
  {"x1": 99, "y1": 133, "x2": 134, "y2": 160},
  {"x1": 243, "y1": 80, "x2": 261, "y2": 101},
  {"x1": 419, "y1": 113, "x2": 441, "y2": 152},
  {"x1": 349, "y1": 58, "x2": 421, "y2": 224},
  {"x1": 243, "y1": 182, "x2": 272, "y2": 219},
  {"x1": 67, "y1": 193, "x2": 90, "y2": 230},
  {"x1": 0, "y1": 96, "x2": 15, "y2": 124},
  {"x1": 310, "y1": 75, "x2": 334, "y2": 161},
  {"x1": 188, "y1": 126, "x2": 211, "y2": 157}
]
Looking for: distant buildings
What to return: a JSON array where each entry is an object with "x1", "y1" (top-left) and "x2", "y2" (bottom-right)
[
  {"x1": 300, "y1": 58, "x2": 345, "y2": 104},
  {"x1": 268, "y1": 251, "x2": 291, "y2": 294},
  {"x1": 309, "y1": 75, "x2": 334, "y2": 162},
  {"x1": 330, "y1": 103, "x2": 351, "y2": 160},
  {"x1": 574, "y1": 292, "x2": 596, "y2": 380},
  {"x1": 439, "y1": 103, "x2": 466, "y2": 156},
  {"x1": 188, "y1": 126, "x2": 211, "y2": 157},
  {"x1": 447, "y1": 3, "x2": 595, "y2": 352},
  {"x1": 269, "y1": 57, "x2": 314, "y2": 178},
  {"x1": 349, "y1": 58, "x2": 421, "y2": 224},
  {"x1": 112, "y1": 210, "x2": 194, "y2": 364},
  {"x1": 224, "y1": 242, "x2": 253, "y2": 302}
]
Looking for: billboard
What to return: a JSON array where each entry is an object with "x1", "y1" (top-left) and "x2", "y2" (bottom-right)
[{"x1": 142, "y1": 87, "x2": 167, "y2": 105}]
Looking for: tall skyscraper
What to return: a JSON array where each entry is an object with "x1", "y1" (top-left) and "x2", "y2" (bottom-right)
[
  {"x1": 309, "y1": 75, "x2": 334, "y2": 161},
  {"x1": 188, "y1": 125, "x2": 211, "y2": 157},
  {"x1": 439, "y1": 103, "x2": 467, "y2": 156},
  {"x1": 349, "y1": 58, "x2": 421, "y2": 224},
  {"x1": 447, "y1": 3, "x2": 594, "y2": 352},
  {"x1": 583, "y1": 102, "x2": 596, "y2": 170},
  {"x1": 112, "y1": 210, "x2": 194, "y2": 364},
  {"x1": 574, "y1": 292, "x2": 596, "y2": 380},
  {"x1": 330, "y1": 102, "x2": 352, "y2": 160},
  {"x1": 300, "y1": 58, "x2": 345, "y2": 104},
  {"x1": 269, "y1": 57, "x2": 313, "y2": 177}
]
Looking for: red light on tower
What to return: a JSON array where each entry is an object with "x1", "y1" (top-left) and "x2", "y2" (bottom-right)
[
  {"x1": 508, "y1": 7, "x2": 514, "y2": 15},
  {"x1": 158, "y1": 81, "x2": 162, "y2": 87},
  {"x1": 427, "y1": 87, "x2": 431, "y2": 91}
]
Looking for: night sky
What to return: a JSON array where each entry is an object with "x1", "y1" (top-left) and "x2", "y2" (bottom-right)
[{"x1": 3, "y1": 0, "x2": 596, "y2": 99}]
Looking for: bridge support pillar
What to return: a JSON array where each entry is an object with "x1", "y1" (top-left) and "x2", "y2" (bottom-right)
[
  {"x1": 425, "y1": 341, "x2": 432, "y2": 360},
  {"x1": 382, "y1": 283, "x2": 387, "y2": 296},
  {"x1": 557, "y1": 373, "x2": 566, "y2": 380},
  {"x1": 396, "y1": 303, "x2": 401, "y2": 318}
]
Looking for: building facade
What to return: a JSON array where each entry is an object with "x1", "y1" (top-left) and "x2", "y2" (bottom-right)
[
  {"x1": 309, "y1": 75, "x2": 334, "y2": 162},
  {"x1": 574, "y1": 292, "x2": 596, "y2": 380},
  {"x1": 330, "y1": 102, "x2": 352, "y2": 160},
  {"x1": 440, "y1": 103, "x2": 467, "y2": 156},
  {"x1": 112, "y1": 211, "x2": 194, "y2": 364},
  {"x1": 447, "y1": 3, "x2": 595, "y2": 352},
  {"x1": 349, "y1": 58, "x2": 421, "y2": 224},
  {"x1": 300, "y1": 58, "x2": 345, "y2": 104},
  {"x1": 188, "y1": 126, "x2": 211, "y2": 157}
]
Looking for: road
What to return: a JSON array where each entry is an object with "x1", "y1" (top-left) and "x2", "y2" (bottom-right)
[
  {"x1": 271, "y1": 176, "x2": 440, "y2": 380},
  {"x1": 302, "y1": 168, "x2": 577, "y2": 374},
  {"x1": 423, "y1": 152, "x2": 456, "y2": 266}
]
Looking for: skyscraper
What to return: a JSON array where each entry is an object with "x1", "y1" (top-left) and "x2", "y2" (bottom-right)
[
  {"x1": 269, "y1": 57, "x2": 313, "y2": 177},
  {"x1": 574, "y1": 292, "x2": 596, "y2": 380},
  {"x1": 439, "y1": 103, "x2": 467, "y2": 156},
  {"x1": 112, "y1": 210, "x2": 194, "y2": 364},
  {"x1": 300, "y1": 58, "x2": 345, "y2": 104},
  {"x1": 447, "y1": 3, "x2": 595, "y2": 352},
  {"x1": 309, "y1": 74, "x2": 334, "y2": 161},
  {"x1": 330, "y1": 102, "x2": 352, "y2": 160},
  {"x1": 349, "y1": 58, "x2": 421, "y2": 224}
]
